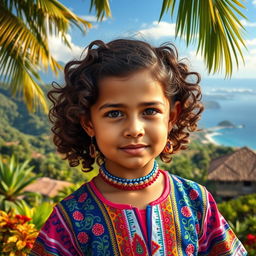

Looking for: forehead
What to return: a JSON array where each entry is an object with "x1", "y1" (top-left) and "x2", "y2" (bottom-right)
[{"x1": 96, "y1": 69, "x2": 169, "y2": 106}]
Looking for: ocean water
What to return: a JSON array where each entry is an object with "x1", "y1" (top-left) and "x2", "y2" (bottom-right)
[{"x1": 198, "y1": 79, "x2": 256, "y2": 149}]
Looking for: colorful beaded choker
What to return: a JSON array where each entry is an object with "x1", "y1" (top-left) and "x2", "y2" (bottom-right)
[{"x1": 99, "y1": 160, "x2": 160, "y2": 190}]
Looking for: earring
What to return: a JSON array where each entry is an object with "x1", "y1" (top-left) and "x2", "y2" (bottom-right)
[
  {"x1": 163, "y1": 139, "x2": 173, "y2": 154},
  {"x1": 89, "y1": 136, "x2": 97, "y2": 158}
]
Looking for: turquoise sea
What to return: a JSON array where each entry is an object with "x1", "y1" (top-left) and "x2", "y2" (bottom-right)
[{"x1": 199, "y1": 79, "x2": 256, "y2": 150}]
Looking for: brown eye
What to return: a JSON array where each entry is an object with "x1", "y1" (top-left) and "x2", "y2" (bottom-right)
[
  {"x1": 106, "y1": 110, "x2": 123, "y2": 118},
  {"x1": 143, "y1": 108, "x2": 158, "y2": 115}
]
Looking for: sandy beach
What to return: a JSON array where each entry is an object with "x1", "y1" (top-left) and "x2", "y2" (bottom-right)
[{"x1": 203, "y1": 132, "x2": 222, "y2": 145}]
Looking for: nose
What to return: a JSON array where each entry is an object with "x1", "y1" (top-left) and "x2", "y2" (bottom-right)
[{"x1": 124, "y1": 117, "x2": 144, "y2": 138}]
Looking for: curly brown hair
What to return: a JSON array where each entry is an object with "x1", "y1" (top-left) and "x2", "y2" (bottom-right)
[{"x1": 48, "y1": 39, "x2": 203, "y2": 171}]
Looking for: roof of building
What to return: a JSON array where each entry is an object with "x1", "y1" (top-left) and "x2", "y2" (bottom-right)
[
  {"x1": 208, "y1": 147, "x2": 256, "y2": 181},
  {"x1": 24, "y1": 177, "x2": 72, "y2": 197}
]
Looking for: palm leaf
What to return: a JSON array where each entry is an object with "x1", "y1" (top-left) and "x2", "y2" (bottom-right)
[
  {"x1": 159, "y1": 0, "x2": 247, "y2": 76},
  {"x1": 0, "y1": 0, "x2": 110, "y2": 112}
]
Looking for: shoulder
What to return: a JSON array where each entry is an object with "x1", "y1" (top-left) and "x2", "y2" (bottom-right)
[
  {"x1": 166, "y1": 172, "x2": 207, "y2": 198},
  {"x1": 58, "y1": 181, "x2": 96, "y2": 212}
]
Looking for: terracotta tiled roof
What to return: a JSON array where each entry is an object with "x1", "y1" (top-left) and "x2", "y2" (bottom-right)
[
  {"x1": 24, "y1": 177, "x2": 72, "y2": 197},
  {"x1": 208, "y1": 147, "x2": 256, "y2": 181}
]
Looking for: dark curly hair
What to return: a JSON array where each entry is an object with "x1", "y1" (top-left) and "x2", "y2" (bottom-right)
[{"x1": 48, "y1": 39, "x2": 203, "y2": 171}]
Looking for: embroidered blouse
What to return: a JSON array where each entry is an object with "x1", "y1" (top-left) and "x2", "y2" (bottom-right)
[{"x1": 29, "y1": 171, "x2": 247, "y2": 255}]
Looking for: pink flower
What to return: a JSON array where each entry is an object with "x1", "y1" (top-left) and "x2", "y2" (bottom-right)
[
  {"x1": 73, "y1": 211, "x2": 84, "y2": 221},
  {"x1": 197, "y1": 211, "x2": 202, "y2": 220},
  {"x1": 92, "y1": 223, "x2": 104, "y2": 236},
  {"x1": 78, "y1": 193, "x2": 88, "y2": 202},
  {"x1": 186, "y1": 244, "x2": 195, "y2": 255},
  {"x1": 181, "y1": 206, "x2": 192, "y2": 217},
  {"x1": 189, "y1": 189, "x2": 199, "y2": 200},
  {"x1": 77, "y1": 232, "x2": 89, "y2": 244}
]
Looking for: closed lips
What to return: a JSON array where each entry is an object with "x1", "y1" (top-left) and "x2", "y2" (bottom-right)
[{"x1": 120, "y1": 144, "x2": 147, "y2": 149}]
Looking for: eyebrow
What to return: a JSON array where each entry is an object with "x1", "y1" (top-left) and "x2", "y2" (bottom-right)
[{"x1": 98, "y1": 101, "x2": 165, "y2": 110}]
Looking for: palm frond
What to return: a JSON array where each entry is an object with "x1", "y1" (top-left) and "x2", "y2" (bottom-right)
[
  {"x1": 90, "y1": 0, "x2": 112, "y2": 20},
  {"x1": 0, "y1": 0, "x2": 111, "y2": 112},
  {"x1": 159, "y1": 0, "x2": 247, "y2": 76}
]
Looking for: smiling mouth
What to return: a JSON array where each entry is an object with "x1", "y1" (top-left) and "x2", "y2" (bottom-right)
[{"x1": 120, "y1": 145, "x2": 148, "y2": 155}]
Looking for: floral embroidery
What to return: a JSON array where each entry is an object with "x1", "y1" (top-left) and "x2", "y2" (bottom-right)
[
  {"x1": 181, "y1": 206, "x2": 192, "y2": 217},
  {"x1": 77, "y1": 232, "x2": 89, "y2": 244},
  {"x1": 186, "y1": 243, "x2": 195, "y2": 255},
  {"x1": 78, "y1": 193, "x2": 88, "y2": 202},
  {"x1": 189, "y1": 189, "x2": 199, "y2": 200},
  {"x1": 72, "y1": 211, "x2": 84, "y2": 221},
  {"x1": 92, "y1": 223, "x2": 104, "y2": 236}
]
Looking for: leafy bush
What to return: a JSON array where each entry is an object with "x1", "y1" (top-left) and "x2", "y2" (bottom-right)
[{"x1": 218, "y1": 194, "x2": 256, "y2": 254}]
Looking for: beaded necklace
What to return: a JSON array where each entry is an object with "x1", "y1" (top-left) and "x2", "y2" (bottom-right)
[{"x1": 99, "y1": 160, "x2": 160, "y2": 190}]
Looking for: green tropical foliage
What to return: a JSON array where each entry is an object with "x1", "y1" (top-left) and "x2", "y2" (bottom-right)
[
  {"x1": 218, "y1": 193, "x2": 256, "y2": 254},
  {"x1": 15, "y1": 200, "x2": 53, "y2": 230},
  {"x1": 0, "y1": 155, "x2": 37, "y2": 211},
  {"x1": 0, "y1": 0, "x2": 111, "y2": 112},
  {"x1": 159, "y1": 0, "x2": 246, "y2": 76}
]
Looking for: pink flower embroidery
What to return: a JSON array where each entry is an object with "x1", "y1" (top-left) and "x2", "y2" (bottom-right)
[
  {"x1": 78, "y1": 193, "x2": 88, "y2": 202},
  {"x1": 92, "y1": 223, "x2": 104, "y2": 236},
  {"x1": 181, "y1": 206, "x2": 192, "y2": 217},
  {"x1": 186, "y1": 244, "x2": 195, "y2": 255},
  {"x1": 73, "y1": 211, "x2": 84, "y2": 221},
  {"x1": 189, "y1": 189, "x2": 199, "y2": 200},
  {"x1": 77, "y1": 232, "x2": 88, "y2": 244}
]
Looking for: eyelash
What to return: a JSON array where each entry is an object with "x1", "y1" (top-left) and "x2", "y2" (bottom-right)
[{"x1": 105, "y1": 108, "x2": 160, "y2": 118}]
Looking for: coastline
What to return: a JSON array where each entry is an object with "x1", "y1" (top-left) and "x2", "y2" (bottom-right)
[{"x1": 203, "y1": 132, "x2": 221, "y2": 145}]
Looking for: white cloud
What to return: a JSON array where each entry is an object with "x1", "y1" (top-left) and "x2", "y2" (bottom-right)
[
  {"x1": 187, "y1": 49, "x2": 256, "y2": 79},
  {"x1": 245, "y1": 38, "x2": 256, "y2": 46},
  {"x1": 80, "y1": 15, "x2": 108, "y2": 22},
  {"x1": 137, "y1": 21, "x2": 176, "y2": 40},
  {"x1": 240, "y1": 19, "x2": 256, "y2": 27},
  {"x1": 48, "y1": 34, "x2": 84, "y2": 63},
  {"x1": 253, "y1": 0, "x2": 256, "y2": 6}
]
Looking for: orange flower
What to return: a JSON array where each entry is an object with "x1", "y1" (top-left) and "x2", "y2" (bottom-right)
[{"x1": 0, "y1": 210, "x2": 38, "y2": 255}]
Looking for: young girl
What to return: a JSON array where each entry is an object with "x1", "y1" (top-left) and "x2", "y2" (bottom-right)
[{"x1": 30, "y1": 39, "x2": 247, "y2": 255}]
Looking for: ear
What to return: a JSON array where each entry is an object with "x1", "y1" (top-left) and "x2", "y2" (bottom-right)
[
  {"x1": 168, "y1": 101, "x2": 181, "y2": 132},
  {"x1": 80, "y1": 115, "x2": 95, "y2": 137}
]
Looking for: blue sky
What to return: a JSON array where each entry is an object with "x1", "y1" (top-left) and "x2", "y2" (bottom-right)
[{"x1": 48, "y1": 0, "x2": 256, "y2": 79}]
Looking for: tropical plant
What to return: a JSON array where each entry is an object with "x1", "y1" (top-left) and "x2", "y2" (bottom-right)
[
  {"x1": 0, "y1": 0, "x2": 248, "y2": 111},
  {"x1": 0, "y1": 0, "x2": 111, "y2": 112},
  {"x1": 0, "y1": 155, "x2": 37, "y2": 211},
  {"x1": 159, "y1": 0, "x2": 246, "y2": 76},
  {"x1": 15, "y1": 200, "x2": 53, "y2": 230},
  {"x1": 0, "y1": 209, "x2": 38, "y2": 256}
]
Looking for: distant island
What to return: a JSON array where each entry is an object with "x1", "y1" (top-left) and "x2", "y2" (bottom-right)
[
  {"x1": 199, "y1": 120, "x2": 245, "y2": 146},
  {"x1": 218, "y1": 120, "x2": 245, "y2": 129},
  {"x1": 203, "y1": 101, "x2": 221, "y2": 109},
  {"x1": 218, "y1": 120, "x2": 235, "y2": 128}
]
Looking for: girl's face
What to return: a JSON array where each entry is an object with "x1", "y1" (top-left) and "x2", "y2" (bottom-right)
[{"x1": 82, "y1": 69, "x2": 180, "y2": 177}]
